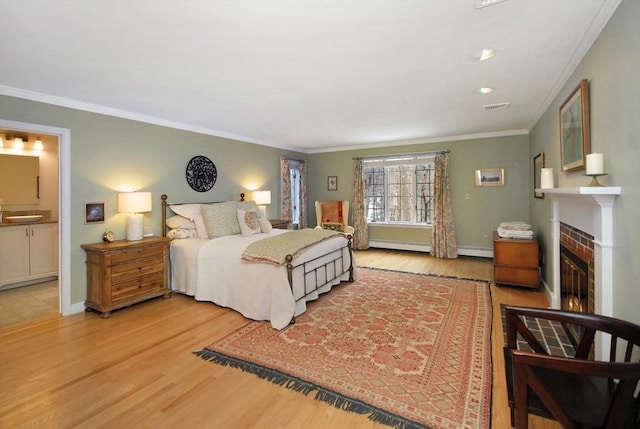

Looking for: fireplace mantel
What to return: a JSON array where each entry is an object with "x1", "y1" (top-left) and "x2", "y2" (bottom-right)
[
  {"x1": 538, "y1": 186, "x2": 621, "y2": 201},
  {"x1": 538, "y1": 186, "x2": 621, "y2": 360}
]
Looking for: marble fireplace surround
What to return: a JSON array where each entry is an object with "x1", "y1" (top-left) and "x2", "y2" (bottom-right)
[{"x1": 541, "y1": 186, "x2": 621, "y2": 360}]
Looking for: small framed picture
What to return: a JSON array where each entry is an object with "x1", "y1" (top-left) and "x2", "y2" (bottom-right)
[
  {"x1": 474, "y1": 168, "x2": 505, "y2": 187},
  {"x1": 327, "y1": 176, "x2": 338, "y2": 191},
  {"x1": 84, "y1": 202, "x2": 105, "y2": 224},
  {"x1": 533, "y1": 152, "x2": 545, "y2": 199}
]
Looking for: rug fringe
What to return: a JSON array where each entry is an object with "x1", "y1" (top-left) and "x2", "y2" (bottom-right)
[{"x1": 194, "y1": 349, "x2": 430, "y2": 429}]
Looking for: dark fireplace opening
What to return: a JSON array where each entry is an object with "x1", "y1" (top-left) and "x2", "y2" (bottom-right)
[{"x1": 560, "y1": 244, "x2": 589, "y2": 313}]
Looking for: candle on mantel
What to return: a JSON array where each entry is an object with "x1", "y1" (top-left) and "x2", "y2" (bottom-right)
[
  {"x1": 586, "y1": 153, "x2": 604, "y2": 175},
  {"x1": 540, "y1": 168, "x2": 554, "y2": 189}
]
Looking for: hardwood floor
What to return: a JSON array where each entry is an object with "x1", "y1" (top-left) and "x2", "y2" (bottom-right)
[{"x1": 0, "y1": 249, "x2": 561, "y2": 429}]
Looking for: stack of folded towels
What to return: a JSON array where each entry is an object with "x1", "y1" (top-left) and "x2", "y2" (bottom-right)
[{"x1": 497, "y1": 221, "x2": 534, "y2": 239}]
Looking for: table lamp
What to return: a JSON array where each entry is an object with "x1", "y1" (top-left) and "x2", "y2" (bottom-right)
[
  {"x1": 118, "y1": 191, "x2": 152, "y2": 240},
  {"x1": 252, "y1": 190, "x2": 271, "y2": 218}
]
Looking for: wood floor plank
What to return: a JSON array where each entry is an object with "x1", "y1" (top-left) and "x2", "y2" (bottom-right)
[{"x1": 0, "y1": 249, "x2": 560, "y2": 428}]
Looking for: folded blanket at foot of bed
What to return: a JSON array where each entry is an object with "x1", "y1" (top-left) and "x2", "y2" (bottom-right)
[{"x1": 241, "y1": 228, "x2": 343, "y2": 265}]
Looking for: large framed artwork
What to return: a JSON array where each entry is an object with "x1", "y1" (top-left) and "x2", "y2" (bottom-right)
[{"x1": 559, "y1": 79, "x2": 590, "y2": 171}]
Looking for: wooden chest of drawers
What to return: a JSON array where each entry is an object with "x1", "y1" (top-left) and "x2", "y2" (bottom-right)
[
  {"x1": 493, "y1": 231, "x2": 540, "y2": 289},
  {"x1": 81, "y1": 237, "x2": 171, "y2": 318}
]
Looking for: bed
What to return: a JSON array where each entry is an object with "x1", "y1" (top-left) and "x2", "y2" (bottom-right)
[{"x1": 161, "y1": 194, "x2": 355, "y2": 329}]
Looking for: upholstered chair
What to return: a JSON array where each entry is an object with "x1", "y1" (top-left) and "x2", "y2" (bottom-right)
[{"x1": 314, "y1": 200, "x2": 354, "y2": 235}]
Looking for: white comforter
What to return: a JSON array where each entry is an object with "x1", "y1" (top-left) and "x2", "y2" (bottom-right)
[{"x1": 170, "y1": 229, "x2": 355, "y2": 329}]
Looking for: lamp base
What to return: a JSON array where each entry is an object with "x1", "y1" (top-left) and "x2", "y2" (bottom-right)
[
  {"x1": 585, "y1": 173, "x2": 607, "y2": 187},
  {"x1": 126, "y1": 213, "x2": 144, "y2": 241}
]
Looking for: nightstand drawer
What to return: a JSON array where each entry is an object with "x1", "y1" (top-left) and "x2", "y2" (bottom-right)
[
  {"x1": 111, "y1": 258, "x2": 165, "y2": 282},
  {"x1": 111, "y1": 272, "x2": 165, "y2": 302},
  {"x1": 110, "y1": 245, "x2": 164, "y2": 264}
]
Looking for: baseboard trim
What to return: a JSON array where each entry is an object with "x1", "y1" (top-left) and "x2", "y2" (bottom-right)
[
  {"x1": 368, "y1": 240, "x2": 493, "y2": 258},
  {"x1": 69, "y1": 302, "x2": 86, "y2": 315}
]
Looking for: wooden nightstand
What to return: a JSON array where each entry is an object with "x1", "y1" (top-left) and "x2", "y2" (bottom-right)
[
  {"x1": 81, "y1": 236, "x2": 171, "y2": 318},
  {"x1": 269, "y1": 219, "x2": 292, "y2": 229}
]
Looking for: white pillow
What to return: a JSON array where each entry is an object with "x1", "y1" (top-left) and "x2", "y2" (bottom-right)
[
  {"x1": 167, "y1": 228, "x2": 197, "y2": 239},
  {"x1": 170, "y1": 204, "x2": 208, "y2": 238},
  {"x1": 201, "y1": 201, "x2": 240, "y2": 238},
  {"x1": 259, "y1": 217, "x2": 273, "y2": 233},
  {"x1": 237, "y1": 209, "x2": 261, "y2": 237},
  {"x1": 166, "y1": 215, "x2": 195, "y2": 230}
]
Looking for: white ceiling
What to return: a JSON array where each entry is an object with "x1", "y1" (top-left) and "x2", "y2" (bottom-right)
[{"x1": 0, "y1": 0, "x2": 620, "y2": 153}]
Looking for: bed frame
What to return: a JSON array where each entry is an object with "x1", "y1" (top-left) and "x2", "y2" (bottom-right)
[{"x1": 161, "y1": 194, "x2": 354, "y2": 322}]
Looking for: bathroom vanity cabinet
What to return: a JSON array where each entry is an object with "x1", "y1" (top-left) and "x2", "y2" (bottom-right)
[{"x1": 0, "y1": 222, "x2": 59, "y2": 288}]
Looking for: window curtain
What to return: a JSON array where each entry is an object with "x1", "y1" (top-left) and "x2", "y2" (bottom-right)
[
  {"x1": 298, "y1": 161, "x2": 307, "y2": 229},
  {"x1": 430, "y1": 153, "x2": 458, "y2": 259},
  {"x1": 280, "y1": 157, "x2": 307, "y2": 229},
  {"x1": 352, "y1": 158, "x2": 369, "y2": 250}
]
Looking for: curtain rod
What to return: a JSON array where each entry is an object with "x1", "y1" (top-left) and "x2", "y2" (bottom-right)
[
  {"x1": 282, "y1": 156, "x2": 305, "y2": 163},
  {"x1": 353, "y1": 149, "x2": 450, "y2": 160}
]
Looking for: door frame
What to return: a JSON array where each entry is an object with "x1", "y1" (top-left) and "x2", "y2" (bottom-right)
[{"x1": 0, "y1": 119, "x2": 71, "y2": 315}]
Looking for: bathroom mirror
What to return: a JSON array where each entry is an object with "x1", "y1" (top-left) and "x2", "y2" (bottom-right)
[{"x1": 0, "y1": 154, "x2": 40, "y2": 205}]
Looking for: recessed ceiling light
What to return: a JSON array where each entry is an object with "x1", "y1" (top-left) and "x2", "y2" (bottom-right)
[
  {"x1": 478, "y1": 87, "x2": 494, "y2": 94},
  {"x1": 479, "y1": 49, "x2": 495, "y2": 61}
]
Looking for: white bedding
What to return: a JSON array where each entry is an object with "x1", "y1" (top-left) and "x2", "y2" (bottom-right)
[{"x1": 170, "y1": 229, "x2": 355, "y2": 329}]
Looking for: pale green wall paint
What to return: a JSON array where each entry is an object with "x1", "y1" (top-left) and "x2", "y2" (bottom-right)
[
  {"x1": 308, "y1": 134, "x2": 530, "y2": 249},
  {"x1": 0, "y1": 96, "x2": 306, "y2": 303},
  {"x1": 529, "y1": 0, "x2": 639, "y2": 325}
]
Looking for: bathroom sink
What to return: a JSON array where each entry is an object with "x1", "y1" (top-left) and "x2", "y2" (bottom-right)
[{"x1": 5, "y1": 215, "x2": 43, "y2": 223}]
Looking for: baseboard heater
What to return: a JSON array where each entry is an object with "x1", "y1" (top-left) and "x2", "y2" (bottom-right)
[{"x1": 368, "y1": 240, "x2": 493, "y2": 258}]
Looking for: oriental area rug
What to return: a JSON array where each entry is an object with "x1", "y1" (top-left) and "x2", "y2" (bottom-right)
[{"x1": 194, "y1": 268, "x2": 492, "y2": 429}]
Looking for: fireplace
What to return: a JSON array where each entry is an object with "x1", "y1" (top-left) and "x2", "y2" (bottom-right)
[
  {"x1": 542, "y1": 186, "x2": 620, "y2": 362},
  {"x1": 559, "y1": 223, "x2": 594, "y2": 314},
  {"x1": 560, "y1": 243, "x2": 592, "y2": 313}
]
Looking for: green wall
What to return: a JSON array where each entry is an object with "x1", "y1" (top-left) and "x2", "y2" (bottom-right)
[
  {"x1": 529, "y1": 0, "x2": 639, "y2": 325},
  {"x1": 308, "y1": 134, "x2": 530, "y2": 250},
  {"x1": 0, "y1": 96, "x2": 307, "y2": 304}
]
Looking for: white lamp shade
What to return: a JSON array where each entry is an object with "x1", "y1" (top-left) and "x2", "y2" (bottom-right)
[
  {"x1": 118, "y1": 192, "x2": 152, "y2": 213},
  {"x1": 252, "y1": 190, "x2": 271, "y2": 205}
]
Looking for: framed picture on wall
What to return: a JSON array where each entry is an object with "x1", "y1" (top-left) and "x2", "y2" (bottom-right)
[
  {"x1": 560, "y1": 79, "x2": 590, "y2": 171},
  {"x1": 474, "y1": 168, "x2": 505, "y2": 187},
  {"x1": 327, "y1": 176, "x2": 338, "y2": 191},
  {"x1": 84, "y1": 202, "x2": 105, "y2": 224},
  {"x1": 533, "y1": 152, "x2": 544, "y2": 199}
]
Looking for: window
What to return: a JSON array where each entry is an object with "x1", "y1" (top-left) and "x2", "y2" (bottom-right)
[
  {"x1": 289, "y1": 161, "x2": 301, "y2": 227},
  {"x1": 363, "y1": 155, "x2": 435, "y2": 225}
]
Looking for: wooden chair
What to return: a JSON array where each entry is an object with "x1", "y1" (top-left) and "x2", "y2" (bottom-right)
[{"x1": 503, "y1": 305, "x2": 640, "y2": 429}]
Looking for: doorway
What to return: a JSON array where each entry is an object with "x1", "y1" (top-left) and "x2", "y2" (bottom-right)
[
  {"x1": 0, "y1": 130, "x2": 59, "y2": 327},
  {"x1": 0, "y1": 119, "x2": 71, "y2": 325}
]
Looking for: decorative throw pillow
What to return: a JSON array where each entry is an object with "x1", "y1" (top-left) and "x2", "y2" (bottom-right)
[
  {"x1": 259, "y1": 217, "x2": 272, "y2": 233},
  {"x1": 201, "y1": 201, "x2": 240, "y2": 238},
  {"x1": 170, "y1": 204, "x2": 208, "y2": 238},
  {"x1": 167, "y1": 228, "x2": 197, "y2": 239},
  {"x1": 321, "y1": 222, "x2": 344, "y2": 232},
  {"x1": 238, "y1": 200, "x2": 262, "y2": 217},
  {"x1": 237, "y1": 209, "x2": 261, "y2": 237}
]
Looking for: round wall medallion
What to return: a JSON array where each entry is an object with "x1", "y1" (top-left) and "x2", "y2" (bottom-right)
[{"x1": 185, "y1": 156, "x2": 217, "y2": 192}]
